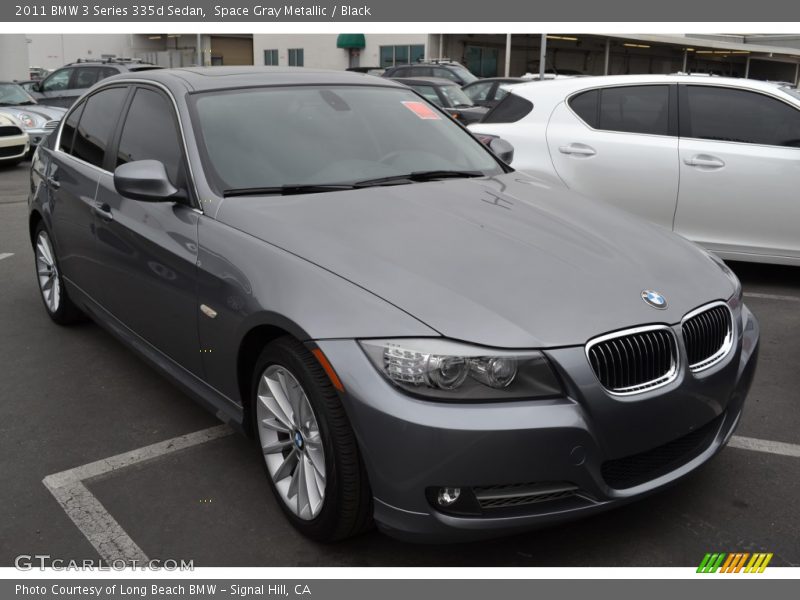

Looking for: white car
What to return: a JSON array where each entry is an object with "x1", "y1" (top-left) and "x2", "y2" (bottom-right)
[
  {"x1": 0, "y1": 112, "x2": 29, "y2": 166},
  {"x1": 470, "y1": 74, "x2": 800, "y2": 266}
]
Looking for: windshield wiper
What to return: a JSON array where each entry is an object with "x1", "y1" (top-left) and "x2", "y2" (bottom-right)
[
  {"x1": 223, "y1": 171, "x2": 485, "y2": 197},
  {"x1": 353, "y1": 170, "x2": 484, "y2": 188},
  {"x1": 223, "y1": 184, "x2": 357, "y2": 197}
]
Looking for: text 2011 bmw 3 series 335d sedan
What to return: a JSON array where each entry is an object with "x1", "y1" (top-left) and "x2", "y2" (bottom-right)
[{"x1": 28, "y1": 67, "x2": 759, "y2": 543}]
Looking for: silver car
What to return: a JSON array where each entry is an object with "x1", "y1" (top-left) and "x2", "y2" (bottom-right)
[
  {"x1": 0, "y1": 81, "x2": 66, "y2": 156},
  {"x1": 470, "y1": 74, "x2": 800, "y2": 266},
  {"x1": 29, "y1": 68, "x2": 759, "y2": 542}
]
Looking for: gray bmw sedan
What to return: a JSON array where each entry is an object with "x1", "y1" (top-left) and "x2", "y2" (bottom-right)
[{"x1": 28, "y1": 67, "x2": 759, "y2": 542}]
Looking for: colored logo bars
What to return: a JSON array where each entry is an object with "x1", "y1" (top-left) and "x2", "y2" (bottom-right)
[{"x1": 697, "y1": 552, "x2": 773, "y2": 573}]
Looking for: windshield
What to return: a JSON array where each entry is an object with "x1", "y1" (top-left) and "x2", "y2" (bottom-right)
[
  {"x1": 192, "y1": 85, "x2": 502, "y2": 193},
  {"x1": 780, "y1": 85, "x2": 800, "y2": 102},
  {"x1": 439, "y1": 85, "x2": 475, "y2": 108},
  {"x1": 451, "y1": 66, "x2": 479, "y2": 84},
  {"x1": 0, "y1": 83, "x2": 36, "y2": 105}
]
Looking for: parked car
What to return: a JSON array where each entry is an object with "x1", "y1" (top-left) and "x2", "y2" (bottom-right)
[
  {"x1": 462, "y1": 77, "x2": 527, "y2": 108},
  {"x1": 391, "y1": 77, "x2": 489, "y2": 124},
  {"x1": 28, "y1": 58, "x2": 161, "y2": 108},
  {"x1": 0, "y1": 81, "x2": 67, "y2": 156},
  {"x1": 0, "y1": 112, "x2": 29, "y2": 166},
  {"x1": 29, "y1": 67, "x2": 758, "y2": 543},
  {"x1": 346, "y1": 66, "x2": 386, "y2": 76},
  {"x1": 383, "y1": 60, "x2": 478, "y2": 86},
  {"x1": 471, "y1": 74, "x2": 800, "y2": 265}
]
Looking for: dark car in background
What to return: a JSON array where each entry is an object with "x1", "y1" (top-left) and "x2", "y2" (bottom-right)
[
  {"x1": 462, "y1": 77, "x2": 527, "y2": 108},
  {"x1": 28, "y1": 58, "x2": 161, "y2": 107},
  {"x1": 391, "y1": 77, "x2": 489, "y2": 124},
  {"x1": 383, "y1": 60, "x2": 478, "y2": 86}
]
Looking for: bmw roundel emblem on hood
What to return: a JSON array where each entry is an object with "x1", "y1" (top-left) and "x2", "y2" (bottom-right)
[{"x1": 641, "y1": 290, "x2": 667, "y2": 309}]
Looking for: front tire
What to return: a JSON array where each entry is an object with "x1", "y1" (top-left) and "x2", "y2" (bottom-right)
[
  {"x1": 33, "y1": 222, "x2": 84, "y2": 325},
  {"x1": 252, "y1": 336, "x2": 372, "y2": 541}
]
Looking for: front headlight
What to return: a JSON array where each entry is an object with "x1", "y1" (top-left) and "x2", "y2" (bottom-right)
[
  {"x1": 16, "y1": 112, "x2": 37, "y2": 129},
  {"x1": 359, "y1": 338, "x2": 563, "y2": 401}
]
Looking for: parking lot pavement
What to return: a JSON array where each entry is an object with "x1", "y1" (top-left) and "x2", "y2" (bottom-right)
[{"x1": 1, "y1": 162, "x2": 798, "y2": 567}]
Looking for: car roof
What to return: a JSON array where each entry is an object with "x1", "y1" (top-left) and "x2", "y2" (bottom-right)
[
  {"x1": 506, "y1": 73, "x2": 800, "y2": 98},
  {"x1": 97, "y1": 66, "x2": 405, "y2": 94},
  {"x1": 464, "y1": 77, "x2": 526, "y2": 85},
  {"x1": 390, "y1": 77, "x2": 457, "y2": 86}
]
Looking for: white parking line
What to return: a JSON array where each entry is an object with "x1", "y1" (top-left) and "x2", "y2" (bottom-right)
[
  {"x1": 729, "y1": 435, "x2": 800, "y2": 458},
  {"x1": 744, "y1": 292, "x2": 800, "y2": 302},
  {"x1": 0, "y1": 252, "x2": 14, "y2": 261},
  {"x1": 42, "y1": 424, "x2": 233, "y2": 563}
]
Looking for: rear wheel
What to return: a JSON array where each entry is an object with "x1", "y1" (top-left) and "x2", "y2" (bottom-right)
[
  {"x1": 33, "y1": 223, "x2": 83, "y2": 324},
  {"x1": 252, "y1": 336, "x2": 372, "y2": 541}
]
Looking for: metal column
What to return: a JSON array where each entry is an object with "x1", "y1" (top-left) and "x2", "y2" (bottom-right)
[
  {"x1": 505, "y1": 34, "x2": 512, "y2": 77},
  {"x1": 196, "y1": 33, "x2": 202, "y2": 66},
  {"x1": 539, "y1": 33, "x2": 547, "y2": 79},
  {"x1": 682, "y1": 50, "x2": 688, "y2": 73},
  {"x1": 745, "y1": 56, "x2": 751, "y2": 79},
  {"x1": 604, "y1": 38, "x2": 610, "y2": 75}
]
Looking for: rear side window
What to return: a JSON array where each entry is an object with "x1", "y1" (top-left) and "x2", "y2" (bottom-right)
[
  {"x1": 116, "y1": 87, "x2": 184, "y2": 185},
  {"x1": 569, "y1": 85, "x2": 669, "y2": 136},
  {"x1": 73, "y1": 67, "x2": 100, "y2": 89},
  {"x1": 682, "y1": 85, "x2": 800, "y2": 147},
  {"x1": 481, "y1": 93, "x2": 533, "y2": 124},
  {"x1": 71, "y1": 87, "x2": 128, "y2": 168},
  {"x1": 59, "y1": 101, "x2": 85, "y2": 154}
]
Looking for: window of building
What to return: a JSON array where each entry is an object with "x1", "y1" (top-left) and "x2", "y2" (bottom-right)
[
  {"x1": 71, "y1": 86, "x2": 128, "y2": 168},
  {"x1": 116, "y1": 87, "x2": 184, "y2": 185},
  {"x1": 288, "y1": 48, "x2": 304, "y2": 67},
  {"x1": 380, "y1": 44, "x2": 425, "y2": 68},
  {"x1": 264, "y1": 49, "x2": 278, "y2": 66},
  {"x1": 682, "y1": 85, "x2": 800, "y2": 147}
]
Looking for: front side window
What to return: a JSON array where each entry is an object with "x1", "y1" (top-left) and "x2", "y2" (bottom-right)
[
  {"x1": 73, "y1": 67, "x2": 100, "y2": 89},
  {"x1": 569, "y1": 85, "x2": 669, "y2": 136},
  {"x1": 683, "y1": 85, "x2": 800, "y2": 147},
  {"x1": 59, "y1": 101, "x2": 85, "y2": 154},
  {"x1": 463, "y1": 81, "x2": 493, "y2": 103},
  {"x1": 191, "y1": 85, "x2": 502, "y2": 193},
  {"x1": 288, "y1": 49, "x2": 304, "y2": 67},
  {"x1": 71, "y1": 87, "x2": 128, "y2": 168},
  {"x1": 439, "y1": 85, "x2": 474, "y2": 108},
  {"x1": 116, "y1": 87, "x2": 183, "y2": 185},
  {"x1": 41, "y1": 68, "x2": 73, "y2": 92},
  {"x1": 264, "y1": 49, "x2": 279, "y2": 66}
]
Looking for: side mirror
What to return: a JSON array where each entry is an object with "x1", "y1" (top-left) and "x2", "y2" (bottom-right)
[
  {"x1": 114, "y1": 160, "x2": 178, "y2": 202},
  {"x1": 32, "y1": 81, "x2": 42, "y2": 93},
  {"x1": 489, "y1": 137, "x2": 514, "y2": 164}
]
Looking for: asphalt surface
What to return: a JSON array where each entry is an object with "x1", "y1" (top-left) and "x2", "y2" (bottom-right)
[{"x1": 0, "y1": 159, "x2": 798, "y2": 567}]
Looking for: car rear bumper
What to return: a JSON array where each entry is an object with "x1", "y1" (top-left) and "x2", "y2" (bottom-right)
[{"x1": 316, "y1": 304, "x2": 759, "y2": 542}]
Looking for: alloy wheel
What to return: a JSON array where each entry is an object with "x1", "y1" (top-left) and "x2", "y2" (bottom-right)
[
  {"x1": 35, "y1": 231, "x2": 60, "y2": 314},
  {"x1": 256, "y1": 365, "x2": 326, "y2": 520}
]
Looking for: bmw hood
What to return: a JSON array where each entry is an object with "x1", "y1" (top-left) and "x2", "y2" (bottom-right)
[{"x1": 216, "y1": 172, "x2": 736, "y2": 348}]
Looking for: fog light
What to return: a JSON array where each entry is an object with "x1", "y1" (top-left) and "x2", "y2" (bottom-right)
[{"x1": 437, "y1": 487, "x2": 461, "y2": 506}]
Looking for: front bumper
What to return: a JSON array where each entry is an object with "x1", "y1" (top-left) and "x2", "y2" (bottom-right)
[
  {"x1": 0, "y1": 132, "x2": 29, "y2": 161},
  {"x1": 316, "y1": 304, "x2": 759, "y2": 542}
]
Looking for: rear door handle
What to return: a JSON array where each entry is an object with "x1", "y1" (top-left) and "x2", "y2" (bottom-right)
[
  {"x1": 92, "y1": 201, "x2": 113, "y2": 222},
  {"x1": 46, "y1": 177, "x2": 60, "y2": 190},
  {"x1": 559, "y1": 143, "x2": 596, "y2": 157},
  {"x1": 684, "y1": 155, "x2": 725, "y2": 169}
]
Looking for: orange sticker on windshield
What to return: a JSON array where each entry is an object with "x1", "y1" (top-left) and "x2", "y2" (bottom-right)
[{"x1": 402, "y1": 101, "x2": 441, "y2": 120}]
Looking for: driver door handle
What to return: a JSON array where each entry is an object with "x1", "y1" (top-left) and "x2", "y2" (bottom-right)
[
  {"x1": 92, "y1": 201, "x2": 114, "y2": 222},
  {"x1": 684, "y1": 155, "x2": 725, "y2": 169},
  {"x1": 559, "y1": 143, "x2": 597, "y2": 157}
]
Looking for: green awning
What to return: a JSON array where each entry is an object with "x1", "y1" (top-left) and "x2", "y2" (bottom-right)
[{"x1": 337, "y1": 34, "x2": 366, "y2": 49}]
